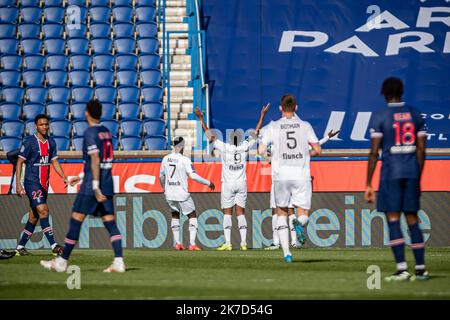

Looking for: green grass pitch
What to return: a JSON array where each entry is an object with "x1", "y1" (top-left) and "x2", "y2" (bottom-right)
[{"x1": 1, "y1": 248, "x2": 449, "y2": 300}]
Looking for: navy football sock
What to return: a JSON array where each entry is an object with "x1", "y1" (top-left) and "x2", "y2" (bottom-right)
[
  {"x1": 61, "y1": 218, "x2": 83, "y2": 260},
  {"x1": 104, "y1": 220, "x2": 123, "y2": 258},
  {"x1": 409, "y1": 223, "x2": 425, "y2": 269},
  {"x1": 40, "y1": 217, "x2": 56, "y2": 247},
  {"x1": 18, "y1": 221, "x2": 36, "y2": 248},
  {"x1": 388, "y1": 220, "x2": 406, "y2": 270}
]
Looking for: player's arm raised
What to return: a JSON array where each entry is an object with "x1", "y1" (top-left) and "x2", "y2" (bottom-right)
[
  {"x1": 365, "y1": 136, "x2": 382, "y2": 203},
  {"x1": 309, "y1": 130, "x2": 340, "y2": 156},
  {"x1": 52, "y1": 159, "x2": 68, "y2": 188},
  {"x1": 15, "y1": 157, "x2": 26, "y2": 197},
  {"x1": 255, "y1": 103, "x2": 270, "y2": 136},
  {"x1": 90, "y1": 152, "x2": 107, "y2": 203},
  {"x1": 195, "y1": 107, "x2": 216, "y2": 142}
]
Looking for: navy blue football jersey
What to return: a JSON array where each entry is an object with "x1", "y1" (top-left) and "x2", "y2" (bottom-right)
[
  {"x1": 369, "y1": 102, "x2": 427, "y2": 180},
  {"x1": 18, "y1": 135, "x2": 58, "y2": 190},
  {"x1": 79, "y1": 125, "x2": 114, "y2": 196}
]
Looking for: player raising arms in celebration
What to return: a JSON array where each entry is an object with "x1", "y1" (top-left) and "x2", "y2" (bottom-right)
[
  {"x1": 366, "y1": 78, "x2": 429, "y2": 281},
  {"x1": 41, "y1": 100, "x2": 126, "y2": 273},
  {"x1": 160, "y1": 136, "x2": 215, "y2": 251},
  {"x1": 259, "y1": 95, "x2": 321, "y2": 262},
  {"x1": 15, "y1": 114, "x2": 67, "y2": 256},
  {"x1": 195, "y1": 104, "x2": 269, "y2": 251}
]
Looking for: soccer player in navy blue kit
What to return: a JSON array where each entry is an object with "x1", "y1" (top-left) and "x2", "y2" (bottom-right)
[
  {"x1": 41, "y1": 100, "x2": 125, "y2": 273},
  {"x1": 366, "y1": 78, "x2": 429, "y2": 281},
  {"x1": 15, "y1": 114, "x2": 67, "y2": 256}
]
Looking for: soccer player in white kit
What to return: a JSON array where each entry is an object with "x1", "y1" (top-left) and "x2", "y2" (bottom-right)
[
  {"x1": 160, "y1": 137, "x2": 215, "y2": 251},
  {"x1": 259, "y1": 95, "x2": 321, "y2": 262},
  {"x1": 195, "y1": 104, "x2": 270, "y2": 250}
]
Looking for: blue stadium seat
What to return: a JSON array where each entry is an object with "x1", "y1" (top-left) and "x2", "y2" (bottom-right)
[
  {"x1": 136, "y1": 22, "x2": 157, "y2": 38},
  {"x1": 145, "y1": 135, "x2": 166, "y2": 150},
  {"x1": 23, "y1": 70, "x2": 45, "y2": 86},
  {"x1": 92, "y1": 53, "x2": 114, "y2": 70},
  {"x1": 66, "y1": 6, "x2": 87, "y2": 24},
  {"x1": 66, "y1": 24, "x2": 87, "y2": 39},
  {"x1": 112, "y1": 6, "x2": 133, "y2": 23},
  {"x1": 23, "y1": 103, "x2": 45, "y2": 121},
  {"x1": 1, "y1": 120, "x2": 25, "y2": 137},
  {"x1": 42, "y1": 23, "x2": 64, "y2": 38},
  {"x1": 71, "y1": 104, "x2": 86, "y2": 120},
  {"x1": 67, "y1": 38, "x2": 89, "y2": 54},
  {"x1": 90, "y1": 22, "x2": 110, "y2": 39},
  {"x1": 46, "y1": 102, "x2": 69, "y2": 120},
  {"x1": 72, "y1": 86, "x2": 93, "y2": 103},
  {"x1": 100, "y1": 102, "x2": 116, "y2": 120},
  {"x1": 0, "y1": 23, "x2": 16, "y2": 38},
  {"x1": 69, "y1": 69, "x2": 90, "y2": 86},
  {"x1": 135, "y1": 6, "x2": 156, "y2": 23},
  {"x1": 0, "y1": 54, "x2": 22, "y2": 71},
  {"x1": 23, "y1": 54, "x2": 45, "y2": 70},
  {"x1": 136, "y1": 0, "x2": 156, "y2": 6},
  {"x1": 140, "y1": 69, "x2": 161, "y2": 86},
  {"x1": 117, "y1": 70, "x2": 137, "y2": 86},
  {"x1": 100, "y1": 120, "x2": 119, "y2": 136},
  {"x1": 0, "y1": 137, "x2": 22, "y2": 152},
  {"x1": 50, "y1": 119, "x2": 71, "y2": 137},
  {"x1": 0, "y1": 38, "x2": 18, "y2": 54},
  {"x1": 53, "y1": 136, "x2": 70, "y2": 151},
  {"x1": 0, "y1": 103, "x2": 21, "y2": 120},
  {"x1": 73, "y1": 120, "x2": 87, "y2": 136},
  {"x1": 89, "y1": 6, "x2": 111, "y2": 23},
  {"x1": 91, "y1": 37, "x2": 112, "y2": 54},
  {"x1": 44, "y1": 0, "x2": 64, "y2": 6},
  {"x1": 141, "y1": 102, "x2": 163, "y2": 119},
  {"x1": 21, "y1": 38, "x2": 42, "y2": 55},
  {"x1": 117, "y1": 86, "x2": 139, "y2": 103},
  {"x1": 43, "y1": 6, "x2": 65, "y2": 23},
  {"x1": 18, "y1": 23, "x2": 41, "y2": 39},
  {"x1": 48, "y1": 86, "x2": 71, "y2": 103},
  {"x1": 0, "y1": 7, "x2": 18, "y2": 24},
  {"x1": 44, "y1": 38, "x2": 65, "y2": 54},
  {"x1": 112, "y1": 22, "x2": 134, "y2": 38},
  {"x1": 120, "y1": 119, "x2": 142, "y2": 136},
  {"x1": 121, "y1": 136, "x2": 142, "y2": 151},
  {"x1": 141, "y1": 85, "x2": 162, "y2": 102},
  {"x1": 67, "y1": 0, "x2": 85, "y2": 6},
  {"x1": 137, "y1": 37, "x2": 158, "y2": 54},
  {"x1": 1, "y1": 87, "x2": 24, "y2": 103},
  {"x1": 46, "y1": 70, "x2": 67, "y2": 86},
  {"x1": 143, "y1": 118, "x2": 165, "y2": 136},
  {"x1": 21, "y1": 0, "x2": 41, "y2": 7},
  {"x1": 21, "y1": 6, "x2": 42, "y2": 24},
  {"x1": 0, "y1": 70, "x2": 21, "y2": 87},
  {"x1": 25, "y1": 86, "x2": 48, "y2": 103},
  {"x1": 91, "y1": 0, "x2": 110, "y2": 6},
  {"x1": 95, "y1": 86, "x2": 116, "y2": 103},
  {"x1": 118, "y1": 102, "x2": 140, "y2": 119},
  {"x1": 69, "y1": 54, "x2": 91, "y2": 71},
  {"x1": 114, "y1": 37, "x2": 135, "y2": 54},
  {"x1": 46, "y1": 54, "x2": 68, "y2": 70},
  {"x1": 113, "y1": 0, "x2": 132, "y2": 6},
  {"x1": 93, "y1": 70, "x2": 114, "y2": 86},
  {"x1": 72, "y1": 135, "x2": 83, "y2": 151},
  {"x1": 26, "y1": 120, "x2": 36, "y2": 135},
  {"x1": 116, "y1": 53, "x2": 137, "y2": 71}
]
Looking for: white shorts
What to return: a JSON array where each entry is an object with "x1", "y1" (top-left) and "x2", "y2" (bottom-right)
[
  {"x1": 273, "y1": 180, "x2": 312, "y2": 210},
  {"x1": 221, "y1": 181, "x2": 247, "y2": 209},
  {"x1": 270, "y1": 183, "x2": 293, "y2": 209},
  {"x1": 167, "y1": 196, "x2": 196, "y2": 215}
]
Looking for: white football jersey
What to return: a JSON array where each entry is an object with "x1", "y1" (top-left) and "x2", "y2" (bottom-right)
[
  {"x1": 261, "y1": 115, "x2": 318, "y2": 181},
  {"x1": 213, "y1": 138, "x2": 256, "y2": 183},
  {"x1": 160, "y1": 152, "x2": 195, "y2": 201}
]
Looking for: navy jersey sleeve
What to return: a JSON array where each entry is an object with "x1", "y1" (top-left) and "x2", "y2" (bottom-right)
[
  {"x1": 18, "y1": 138, "x2": 32, "y2": 161},
  {"x1": 85, "y1": 129, "x2": 100, "y2": 155},
  {"x1": 49, "y1": 138, "x2": 58, "y2": 161},
  {"x1": 369, "y1": 111, "x2": 384, "y2": 138}
]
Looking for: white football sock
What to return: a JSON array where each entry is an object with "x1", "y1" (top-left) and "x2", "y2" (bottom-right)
[
  {"x1": 188, "y1": 218, "x2": 198, "y2": 246},
  {"x1": 237, "y1": 215, "x2": 247, "y2": 246},
  {"x1": 277, "y1": 216, "x2": 291, "y2": 257},
  {"x1": 297, "y1": 215, "x2": 309, "y2": 227},
  {"x1": 288, "y1": 215, "x2": 296, "y2": 245},
  {"x1": 171, "y1": 218, "x2": 181, "y2": 245},
  {"x1": 223, "y1": 215, "x2": 232, "y2": 245},
  {"x1": 272, "y1": 213, "x2": 279, "y2": 246},
  {"x1": 114, "y1": 257, "x2": 124, "y2": 265}
]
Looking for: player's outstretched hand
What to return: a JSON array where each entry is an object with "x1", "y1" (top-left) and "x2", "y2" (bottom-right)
[
  {"x1": 261, "y1": 103, "x2": 270, "y2": 115},
  {"x1": 69, "y1": 176, "x2": 81, "y2": 187},
  {"x1": 94, "y1": 188, "x2": 107, "y2": 203},
  {"x1": 209, "y1": 182, "x2": 215, "y2": 191},
  {"x1": 328, "y1": 130, "x2": 340, "y2": 139},
  {"x1": 194, "y1": 107, "x2": 203, "y2": 119},
  {"x1": 364, "y1": 186, "x2": 375, "y2": 203},
  {"x1": 62, "y1": 177, "x2": 68, "y2": 188}
]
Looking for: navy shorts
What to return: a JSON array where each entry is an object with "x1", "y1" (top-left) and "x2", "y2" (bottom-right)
[
  {"x1": 72, "y1": 194, "x2": 114, "y2": 216},
  {"x1": 377, "y1": 178, "x2": 420, "y2": 213},
  {"x1": 24, "y1": 183, "x2": 48, "y2": 208}
]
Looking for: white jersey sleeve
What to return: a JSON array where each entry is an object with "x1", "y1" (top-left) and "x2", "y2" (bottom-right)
[
  {"x1": 213, "y1": 139, "x2": 225, "y2": 152},
  {"x1": 306, "y1": 122, "x2": 319, "y2": 145}
]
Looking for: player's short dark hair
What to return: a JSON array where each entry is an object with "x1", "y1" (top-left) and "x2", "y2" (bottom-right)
[
  {"x1": 34, "y1": 114, "x2": 49, "y2": 124},
  {"x1": 280, "y1": 94, "x2": 297, "y2": 112},
  {"x1": 381, "y1": 77, "x2": 404, "y2": 100},
  {"x1": 86, "y1": 99, "x2": 102, "y2": 120},
  {"x1": 173, "y1": 136, "x2": 184, "y2": 147}
]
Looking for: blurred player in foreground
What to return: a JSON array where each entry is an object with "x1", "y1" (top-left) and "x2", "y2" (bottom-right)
[
  {"x1": 15, "y1": 114, "x2": 67, "y2": 256},
  {"x1": 160, "y1": 136, "x2": 215, "y2": 251},
  {"x1": 195, "y1": 104, "x2": 269, "y2": 251},
  {"x1": 366, "y1": 77, "x2": 429, "y2": 281},
  {"x1": 41, "y1": 100, "x2": 126, "y2": 273}
]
